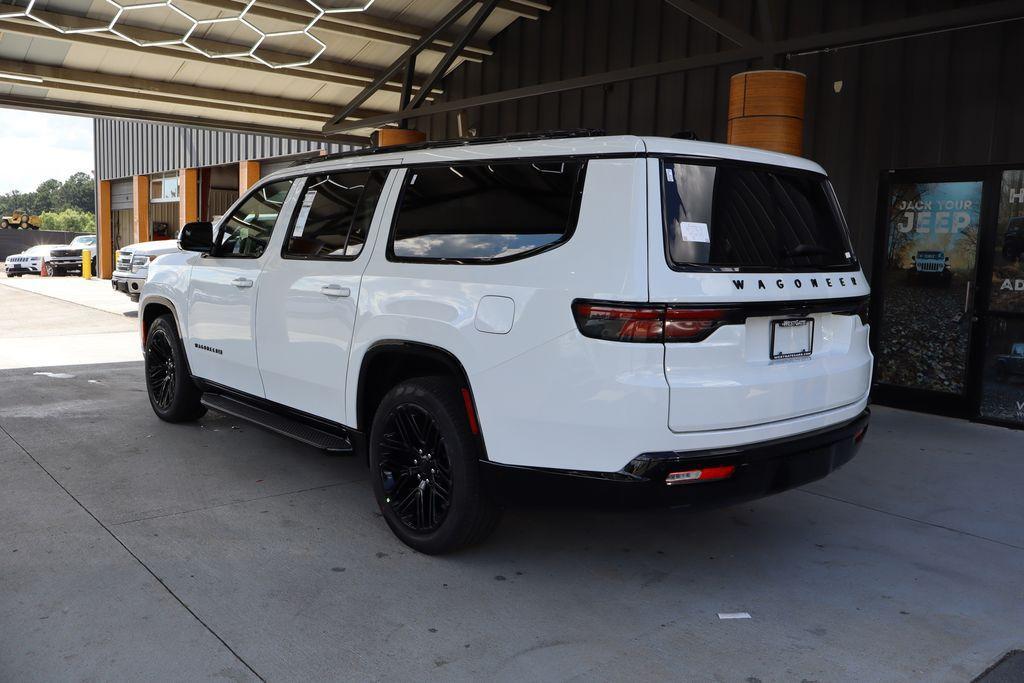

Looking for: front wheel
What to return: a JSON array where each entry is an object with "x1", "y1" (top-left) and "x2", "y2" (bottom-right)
[
  {"x1": 0, "y1": 219, "x2": 8, "y2": 229},
  {"x1": 369, "y1": 376, "x2": 500, "y2": 554},
  {"x1": 145, "y1": 315, "x2": 206, "y2": 422}
]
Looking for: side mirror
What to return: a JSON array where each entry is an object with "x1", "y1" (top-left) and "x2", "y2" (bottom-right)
[{"x1": 179, "y1": 221, "x2": 214, "y2": 253}]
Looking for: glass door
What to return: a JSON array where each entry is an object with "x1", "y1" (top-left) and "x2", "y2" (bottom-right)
[
  {"x1": 977, "y1": 170, "x2": 1024, "y2": 427},
  {"x1": 871, "y1": 172, "x2": 986, "y2": 416}
]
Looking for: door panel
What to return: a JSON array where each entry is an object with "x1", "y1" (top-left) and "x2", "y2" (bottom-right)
[
  {"x1": 255, "y1": 168, "x2": 395, "y2": 424},
  {"x1": 185, "y1": 179, "x2": 295, "y2": 396}
]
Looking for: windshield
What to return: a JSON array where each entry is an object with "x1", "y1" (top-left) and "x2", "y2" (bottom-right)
[
  {"x1": 70, "y1": 236, "x2": 96, "y2": 247},
  {"x1": 661, "y1": 160, "x2": 857, "y2": 271}
]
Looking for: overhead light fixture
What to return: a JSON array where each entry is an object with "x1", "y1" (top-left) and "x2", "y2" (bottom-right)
[
  {"x1": 3, "y1": 0, "x2": 376, "y2": 70},
  {"x1": 0, "y1": 73, "x2": 44, "y2": 83}
]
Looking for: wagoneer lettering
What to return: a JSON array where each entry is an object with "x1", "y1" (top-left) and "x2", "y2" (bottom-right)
[{"x1": 139, "y1": 132, "x2": 872, "y2": 554}]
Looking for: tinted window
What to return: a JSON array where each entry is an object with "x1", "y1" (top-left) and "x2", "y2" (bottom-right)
[
  {"x1": 662, "y1": 161, "x2": 855, "y2": 271},
  {"x1": 390, "y1": 161, "x2": 585, "y2": 263},
  {"x1": 285, "y1": 170, "x2": 386, "y2": 259},
  {"x1": 217, "y1": 180, "x2": 293, "y2": 258}
]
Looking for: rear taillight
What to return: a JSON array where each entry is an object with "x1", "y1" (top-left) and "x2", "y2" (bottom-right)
[
  {"x1": 856, "y1": 299, "x2": 870, "y2": 326},
  {"x1": 572, "y1": 301, "x2": 728, "y2": 343}
]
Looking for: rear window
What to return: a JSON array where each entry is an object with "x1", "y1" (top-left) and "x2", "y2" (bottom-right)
[
  {"x1": 389, "y1": 161, "x2": 586, "y2": 263},
  {"x1": 661, "y1": 160, "x2": 856, "y2": 271}
]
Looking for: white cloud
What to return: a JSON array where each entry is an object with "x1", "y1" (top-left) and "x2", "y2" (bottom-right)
[{"x1": 0, "y1": 110, "x2": 93, "y2": 193}]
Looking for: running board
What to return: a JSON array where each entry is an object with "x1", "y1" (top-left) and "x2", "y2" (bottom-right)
[{"x1": 201, "y1": 393, "x2": 353, "y2": 453}]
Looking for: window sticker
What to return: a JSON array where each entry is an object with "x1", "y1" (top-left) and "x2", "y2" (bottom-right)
[
  {"x1": 293, "y1": 190, "x2": 316, "y2": 237},
  {"x1": 678, "y1": 221, "x2": 710, "y2": 243},
  {"x1": 665, "y1": 167, "x2": 675, "y2": 182}
]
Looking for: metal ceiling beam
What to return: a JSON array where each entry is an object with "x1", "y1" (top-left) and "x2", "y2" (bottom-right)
[
  {"x1": 325, "y1": 0, "x2": 1024, "y2": 134},
  {"x1": 324, "y1": 0, "x2": 480, "y2": 130},
  {"x1": 663, "y1": 0, "x2": 758, "y2": 46},
  {"x1": 407, "y1": 0, "x2": 501, "y2": 110},
  {"x1": 0, "y1": 58, "x2": 387, "y2": 123},
  {"x1": 0, "y1": 94, "x2": 367, "y2": 144},
  {"x1": 0, "y1": 17, "x2": 438, "y2": 97}
]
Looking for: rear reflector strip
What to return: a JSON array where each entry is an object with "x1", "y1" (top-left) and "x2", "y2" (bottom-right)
[{"x1": 665, "y1": 465, "x2": 736, "y2": 485}]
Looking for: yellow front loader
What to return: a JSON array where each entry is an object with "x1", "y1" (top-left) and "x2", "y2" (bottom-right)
[{"x1": 1, "y1": 210, "x2": 42, "y2": 230}]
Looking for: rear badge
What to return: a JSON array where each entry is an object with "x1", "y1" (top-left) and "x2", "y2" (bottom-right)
[{"x1": 770, "y1": 318, "x2": 814, "y2": 360}]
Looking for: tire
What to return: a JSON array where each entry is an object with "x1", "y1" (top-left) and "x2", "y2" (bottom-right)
[
  {"x1": 369, "y1": 376, "x2": 500, "y2": 554},
  {"x1": 145, "y1": 315, "x2": 206, "y2": 423},
  {"x1": 0, "y1": 219, "x2": 7, "y2": 229}
]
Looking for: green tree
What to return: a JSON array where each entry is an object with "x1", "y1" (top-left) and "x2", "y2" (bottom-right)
[
  {"x1": 58, "y1": 172, "x2": 95, "y2": 213},
  {"x1": 39, "y1": 208, "x2": 95, "y2": 233}
]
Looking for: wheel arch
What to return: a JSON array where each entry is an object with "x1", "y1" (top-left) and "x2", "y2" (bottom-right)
[
  {"x1": 140, "y1": 296, "x2": 181, "y2": 346},
  {"x1": 356, "y1": 340, "x2": 485, "y2": 456}
]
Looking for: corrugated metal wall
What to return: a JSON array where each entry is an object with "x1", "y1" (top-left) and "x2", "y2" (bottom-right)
[
  {"x1": 418, "y1": 0, "x2": 1024, "y2": 274},
  {"x1": 94, "y1": 118, "x2": 358, "y2": 181}
]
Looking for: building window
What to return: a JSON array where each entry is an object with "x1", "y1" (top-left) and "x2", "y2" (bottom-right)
[{"x1": 150, "y1": 172, "x2": 179, "y2": 203}]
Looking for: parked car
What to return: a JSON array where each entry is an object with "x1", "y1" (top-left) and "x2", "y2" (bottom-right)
[
  {"x1": 1003, "y1": 217, "x2": 1024, "y2": 262},
  {"x1": 908, "y1": 250, "x2": 952, "y2": 285},
  {"x1": 112, "y1": 238, "x2": 181, "y2": 301},
  {"x1": 995, "y1": 342, "x2": 1024, "y2": 380},
  {"x1": 4, "y1": 244, "x2": 63, "y2": 276},
  {"x1": 48, "y1": 234, "x2": 98, "y2": 276},
  {"x1": 139, "y1": 132, "x2": 872, "y2": 553}
]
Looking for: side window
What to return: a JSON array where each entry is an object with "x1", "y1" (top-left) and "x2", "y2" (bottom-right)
[
  {"x1": 389, "y1": 160, "x2": 586, "y2": 263},
  {"x1": 285, "y1": 169, "x2": 387, "y2": 260},
  {"x1": 216, "y1": 180, "x2": 294, "y2": 258}
]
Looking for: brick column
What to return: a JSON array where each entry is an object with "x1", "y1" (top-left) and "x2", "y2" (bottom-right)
[
  {"x1": 178, "y1": 167, "x2": 199, "y2": 227},
  {"x1": 96, "y1": 179, "x2": 113, "y2": 279},
  {"x1": 239, "y1": 160, "x2": 260, "y2": 195},
  {"x1": 132, "y1": 175, "x2": 150, "y2": 243}
]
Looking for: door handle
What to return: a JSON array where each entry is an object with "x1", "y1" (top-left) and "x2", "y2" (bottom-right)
[
  {"x1": 321, "y1": 284, "x2": 351, "y2": 298},
  {"x1": 232, "y1": 277, "x2": 254, "y2": 289}
]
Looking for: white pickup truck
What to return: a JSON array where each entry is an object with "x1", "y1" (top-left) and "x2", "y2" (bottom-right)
[{"x1": 112, "y1": 238, "x2": 180, "y2": 301}]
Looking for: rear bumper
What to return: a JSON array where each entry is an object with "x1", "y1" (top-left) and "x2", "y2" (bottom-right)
[{"x1": 482, "y1": 409, "x2": 869, "y2": 509}]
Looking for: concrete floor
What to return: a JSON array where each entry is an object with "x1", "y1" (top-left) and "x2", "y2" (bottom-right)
[
  {"x1": 0, "y1": 275, "x2": 140, "y2": 370},
  {"x1": 1, "y1": 287, "x2": 1023, "y2": 681}
]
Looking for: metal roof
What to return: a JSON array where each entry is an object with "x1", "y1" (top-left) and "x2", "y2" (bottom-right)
[{"x1": 0, "y1": 0, "x2": 547, "y2": 143}]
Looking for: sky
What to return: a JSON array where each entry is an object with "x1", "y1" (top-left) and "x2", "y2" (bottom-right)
[{"x1": 0, "y1": 110, "x2": 93, "y2": 194}]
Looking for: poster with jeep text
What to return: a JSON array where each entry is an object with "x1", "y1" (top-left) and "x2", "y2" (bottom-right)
[
  {"x1": 979, "y1": 317, "x2": 1024, "y2": 426},
  {"x1": 990, "y1": 170, "x2": 1024, "y2": 312},
  {"x1": 876, "y1": 181, "x2": 982, "y2": 394}
]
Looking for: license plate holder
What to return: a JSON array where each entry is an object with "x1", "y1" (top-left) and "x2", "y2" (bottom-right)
[{"x1": 770, "y1": 318, "x2": 814, "y2": 360}]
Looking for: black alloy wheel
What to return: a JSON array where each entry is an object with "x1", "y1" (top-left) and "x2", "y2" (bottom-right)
[
  {"x1": 377, "y1": 403, "x2": 454, "y2": 533},
  {"x1": 369, "y1": 377, "x2": 500, "y2": 554},
  {"x1": 144, "y1": 315, "x2": 206, "y2": 422},
  {"x1": 146, "y1": 328, "x2": 177, "y2": 412}
]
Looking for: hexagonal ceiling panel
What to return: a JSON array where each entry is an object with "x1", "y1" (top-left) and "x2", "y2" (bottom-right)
[{"x1": 251, "y1": 30, "x2": 326, "y2": 70}]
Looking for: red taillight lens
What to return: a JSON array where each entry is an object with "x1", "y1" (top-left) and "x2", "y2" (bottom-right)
[
  {"x1": 664, "y1": 307, "x2": 728, "y2": 342},
  {"x1": 856, "y1": 299, "x2": 870, "y2": 326},
  {"x1": 571, "y1": 302, "x2": 664, "y2": 343},
  {"x1": 665, "y1": 465, "x2": 735, "y2": 485},
  {"x1": 572, "y1": 301, "x2": 729, "y2": 343}
]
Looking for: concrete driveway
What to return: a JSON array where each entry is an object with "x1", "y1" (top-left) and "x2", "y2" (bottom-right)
[{"x1": 1, "y1": 286, "x2": 1022, "y2": 681}]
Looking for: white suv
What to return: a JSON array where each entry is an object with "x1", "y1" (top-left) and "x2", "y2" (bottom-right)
[
  {"x1": 140, "y1": 133, "x2": 872, "y2": 553},
  {"x1": 112, "y1": 238, "x2": 181, "y2": 301}
]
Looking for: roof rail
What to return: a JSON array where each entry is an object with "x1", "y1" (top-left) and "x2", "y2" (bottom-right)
[{"x1": 295, "y1": 128, "x2": 606, "y2": 166}]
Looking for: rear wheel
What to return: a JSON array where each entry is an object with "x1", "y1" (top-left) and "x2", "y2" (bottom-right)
[
  {"x1": 369, "y1": 376, "x2": 500, "y2": 554},
  {"x1": 145, "y1": 315, "x2": 206, "y2": 422}
]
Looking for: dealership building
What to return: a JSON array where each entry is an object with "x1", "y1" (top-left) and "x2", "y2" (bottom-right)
[{"x1": 1, "y1": 0, "x2": 1021, "y2": 428}]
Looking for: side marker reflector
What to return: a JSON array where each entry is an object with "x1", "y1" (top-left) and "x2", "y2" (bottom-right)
[{"x1": 665, "y1": 465, "x2": 735, "y2": 485}]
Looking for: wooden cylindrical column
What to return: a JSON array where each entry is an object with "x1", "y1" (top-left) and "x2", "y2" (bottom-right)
[
  {"x1": 374, "y1": 128, "x2": 426, "y2": 147},
  {"x1": 727, "y1": 70, "x2": 806, "y2": 156}
]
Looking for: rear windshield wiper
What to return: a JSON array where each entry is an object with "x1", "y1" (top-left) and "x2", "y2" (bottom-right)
[{"x1": 782, "y1": 244, "x2": 831, "y2": 259}]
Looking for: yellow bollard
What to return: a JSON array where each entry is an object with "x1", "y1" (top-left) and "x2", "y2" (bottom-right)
[{"x1": 82, "y1": 249, "x2": 92, "y2": 280}]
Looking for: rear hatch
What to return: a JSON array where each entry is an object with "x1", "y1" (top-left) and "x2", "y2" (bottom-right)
[{"x1": 647, "y1": 156, "x2": 872, "y2": 433}]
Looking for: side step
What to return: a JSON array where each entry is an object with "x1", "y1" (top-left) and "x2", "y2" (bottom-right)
[{"x1": 201, "y1": 393, "x2": 353, "y2": 453}]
